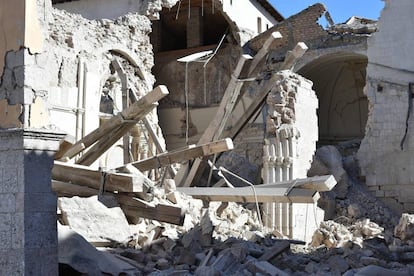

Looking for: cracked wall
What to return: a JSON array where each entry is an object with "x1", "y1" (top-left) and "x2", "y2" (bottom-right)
[{"x1": 358, "y1": 0, "x2": 414, "y2": 213}]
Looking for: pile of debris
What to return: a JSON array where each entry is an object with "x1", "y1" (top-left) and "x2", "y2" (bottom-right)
[{"x1": 57, "y1": 180, "x2": 414, "y2": 275}]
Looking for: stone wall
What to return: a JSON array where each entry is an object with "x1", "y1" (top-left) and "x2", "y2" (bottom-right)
[
  {"x1": 358, "y1": 0, "x2": 414, "y2": 213},
  {"x1": 248, "y1": 3, "x2": 327, "y2": 55}
]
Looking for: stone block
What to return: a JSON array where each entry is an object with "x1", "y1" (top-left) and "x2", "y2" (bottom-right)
[
  {"x1": 0, "y1": 194, "x2": 15, "y2": 213},
  {"x1": 1, "y1": 168, "x2": 19, "y2": 193},
  {"x1": 24, "y1": 247, "x2": 58, "y2": 275},
  {"x1": 24, "y1": 212, "x2": 57, "y2": 249},
  {"x1": 23, "y1": 192, "x2": 57, "y2": 212},
  {"x1": 0, "y1": 214, "x2": 12, "y2": 250},
  {"x1": 23, "y1": 151, "x2": 55, "y2": 193},
  {"x1": 0, "y1": 249, "x2": 24, "y2": 275},
  {"x1": 58, "y1": 196, "x2": 131, "y2": 243},
  {"x1": 12, "y1": 213, "x2": 24, "y2": 249}
]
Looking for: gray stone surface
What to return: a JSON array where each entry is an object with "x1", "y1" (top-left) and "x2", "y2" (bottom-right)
[
  {"x1": 58, "y1": 195, "x2": 131, "y2": 243},
  {"x1": 0, "y1": 129, "x2": 64, "y2": 275}
]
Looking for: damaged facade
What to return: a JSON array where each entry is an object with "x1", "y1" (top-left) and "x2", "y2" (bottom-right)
[{"x1": 2, "y1": 0, "x2": 414, "y2": 274}]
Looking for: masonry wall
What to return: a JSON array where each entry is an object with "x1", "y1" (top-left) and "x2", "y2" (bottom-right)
[
  {"x1": 248, "y1": 3, "x2": 327, "y2": 55},
  {"x1": 53, "y1": 0, "x2": 179, "y2": 20},
  {"x1": 358, "y1": 0, "x2": 414, "y2": 213}
]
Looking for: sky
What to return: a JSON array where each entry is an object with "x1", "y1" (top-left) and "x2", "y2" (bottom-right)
[{"x1": 269, "y1": 0, "x2": 384, "y2": 24}]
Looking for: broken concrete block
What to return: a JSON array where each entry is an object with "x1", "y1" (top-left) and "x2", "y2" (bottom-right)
[
  {"x1": 395, "y1": 213, "x2": 414, "y2": 241},
  {"x1": 246, "y1": 260, "x2": 289, "y2": 276},
  {"x1": 58, "y1": 224, "x2": 138, "y2": 275},
  {"x1": 58, "y1": 195, "x2": 131, "y2": 243}
]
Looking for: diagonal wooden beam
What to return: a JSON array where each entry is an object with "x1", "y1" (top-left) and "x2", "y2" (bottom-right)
[
  {"x1": 118, "y1": 138, "x2": 234, "y2": 172},
  {"x1": 58, "y1": 85, "x2": 169, "y2": 161},
  {"x1": 75, "y1": 105, "x2": 156, "y2": 166},
  {"x1": 221, "y1": 71, "x2": 284, "y2": 139},
  {"x1": 176, "y1": 55, "x2": 251, "y2": 187},
  {"x1": 248, "y1": 31, "x2": 282, "y2": 76}
]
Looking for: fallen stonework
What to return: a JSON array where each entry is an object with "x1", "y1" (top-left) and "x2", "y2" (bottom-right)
[{"x1": 58, "y1": 182, "x2": 414, "y2": 275}]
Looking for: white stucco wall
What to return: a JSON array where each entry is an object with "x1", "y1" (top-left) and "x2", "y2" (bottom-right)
[
  {"x1": 222, "y1": 0, "x2": 280, "y2": 35},
  {"x1": 53, "y1": 0, "x2": 179, "y2": 20},
  {"x1": 54, "y1": 0, "x2": 143, "y2": 19}
]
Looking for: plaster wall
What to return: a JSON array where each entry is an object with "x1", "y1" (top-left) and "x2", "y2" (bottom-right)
[
  {"x1": 53, "y1": 0, "x2": 179, "y2": 20},
  {"x1": 293, "y1": 76, "x2": 319, "y2": 177},
  {"x1": 222, "y1": 0, "x2": 279, "y2": 35},
  {"x1": 358, "y1": 0, "x2": 414, "y2": 213}
]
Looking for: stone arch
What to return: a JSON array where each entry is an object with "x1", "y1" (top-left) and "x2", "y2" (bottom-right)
[{"x1": 296, "y1": 52, "x2": 368, "y2": 145}]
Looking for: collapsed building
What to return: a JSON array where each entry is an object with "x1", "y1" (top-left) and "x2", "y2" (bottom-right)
[{"x1": 1, "y1": 0, "x2": 414, "y2": 274}]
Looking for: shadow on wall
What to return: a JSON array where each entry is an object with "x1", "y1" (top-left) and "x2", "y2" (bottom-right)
[{"x1": 298, "y1": 52, "x2": 368, "y2": 145}]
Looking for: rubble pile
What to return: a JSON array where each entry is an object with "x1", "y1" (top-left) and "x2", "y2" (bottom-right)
[{"x1": 58, "y1": 179, "x2": 414, "y2": 275}]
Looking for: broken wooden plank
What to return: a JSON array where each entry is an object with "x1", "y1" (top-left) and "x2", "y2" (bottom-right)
[
  {"x1": 52, "y1": 180, "x2": 98, "y2": 197},
  {"x1": 119, "y1": 138, "x2": 234, "y2": 172},
  {"x1": 259, "y1": 240, "x2": 291, "y2": 261},
  {"x1": 248, "y1": 31, "x2": 283, "y2": 76},
  {"x1": 222, "y1": 71, "x2": 284, "y2": 139},
  {"x1": 280, "y1": 42, "x2": 308, "y2": 70},
  {"x1": 256, "y1": 175, "x2": 336, "y2": 192},
  {"x1": 59, "y1": 85, "x2": 169, "y2": 161},
  {"x1": 53, "y1": 161, "x2": 153, "y2": 193},
  {"x1": 54, "y1": 135, "x2": 76, "y2": 160},
  {"x1": 117, "y1": 194, "x2": 185, "y2": 226},
  {"x1": 176, "y1": 186, "x2": 320, "y2": 203}
]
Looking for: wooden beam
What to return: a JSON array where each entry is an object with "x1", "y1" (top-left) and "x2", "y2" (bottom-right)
[
  {"x1": 177, "y1": 186, "x2": 320, "y2": 203},
  {"x1": 248, "y1": 32, "x2": 282, "y2": 76},
  {"x1": 52, "y1": 181, "x2": 184, "y2": 226},
  {"x1": 117, "y1": 194, "x2": 185, "y2": 226},
  {"x1": 52, "y1": 180, "x2": 98, "y2": 197},
  {"x1": 177, "y1": 55, "x2": 250, "y2": 187},
  {"x1": 280, "y1": 42, "x2": 308, "y2": 70},
  {"x1": 52, "y1": 161, "x2": 153, "y2": 193},
  {"x1": 222, "y1": 71, "x2": 283, "y2": 139},
  {"x1": 54, "y1": 135, "x2": 76, "y2": 160},
  {"x1": 75, "y1": 107, "x2": 154, "y2": 165},
  {"x1": 119, "y1": 138, "x2": 234, "y2": 172},
  {"x1": 59, "y1": 85, "x2": 169, "y2": 161},
  {"x1": 112, "y1": 58, "x2": 176, "y2": 177},
  {"x1": 256, "y1": 175, "x2": 337, "y2": 192}
]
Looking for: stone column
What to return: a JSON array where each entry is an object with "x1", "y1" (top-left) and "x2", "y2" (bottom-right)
[{"x1": 0, "y1": 129, "x2": 64, "y2": 275}]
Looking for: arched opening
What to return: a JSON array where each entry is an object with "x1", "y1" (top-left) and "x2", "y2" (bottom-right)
[{"x1": 297, "y1": 53, "x2": 368, "y2": 146}]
